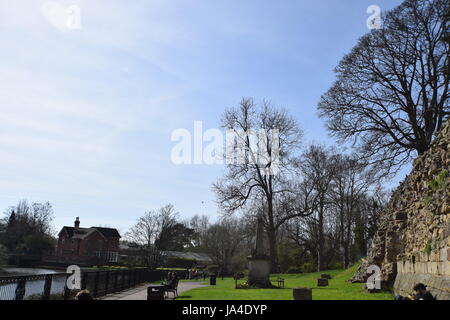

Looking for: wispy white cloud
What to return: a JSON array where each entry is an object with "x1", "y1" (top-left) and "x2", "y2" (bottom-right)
[
  {"x1": 0, "y1": 1, "x2": 193, "y2": 222},
  {"x1": 0, "y1": 0, "x2": 406, "y2": 231}
]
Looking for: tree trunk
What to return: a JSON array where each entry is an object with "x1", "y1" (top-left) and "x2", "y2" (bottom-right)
[
  {"x1": 267, "y1": 226, "x2": 278, "y2": 272},
  {"x1": 317, "y1": 199, "x2": 324, "y2": 272},
  {"x1": 317, "y1": 248, "x2": 321, "y2": 272},
  {"x1": 343, "y1": 243, "x2": 350, "y2": 269},
  {"x1": 267, "y1": 195, "x2": 278, "y2": 272}
]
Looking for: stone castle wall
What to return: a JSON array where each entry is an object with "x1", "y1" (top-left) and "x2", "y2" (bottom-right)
[{"x1": 352, "y1": 121, "x2": 449, "y2": 300}]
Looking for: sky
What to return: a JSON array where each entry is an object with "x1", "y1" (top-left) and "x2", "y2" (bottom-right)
[{"x1": 0, "y1": 0, "x2": 406, "y2": 234}]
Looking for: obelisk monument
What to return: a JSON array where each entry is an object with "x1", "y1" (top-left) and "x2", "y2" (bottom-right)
[{"x1": 247, "y1": 217, "x2": 271, "y2": 287}]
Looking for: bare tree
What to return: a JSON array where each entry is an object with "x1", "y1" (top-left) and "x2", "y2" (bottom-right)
[
  {"x1": 318, "y1": 0, "x2": 449, "y2": 176},
  {"x1": 294, "y1": 145, "x2": 336, "y2": 271},
  {"x1": 283, "y1": 213, "x2": 320, "y2": 268},
  {"x1": 280, "y1": 147, "x2": 383, "y2": 270},
  {"x1": 359, "y1": 190, "x2": 389, "y2": 252},
  {"x1": 202, "y1": 218, "x2": 247, "y2": 274},
  {"x1": 125, "y1": 210, "x2": 161, "y2": 268},
  {"x1": 213, "y1": 98, "x2": 311, "y2": 269},
  {"x1": 189, "y1": 214, "x2": 210, "y2": 248},
  {"x1": 329, "y1": 155, "x2": 379, "y2": 268},
  {"x1": 125, "y1": 204, "x2": 181, "y2": 268}
]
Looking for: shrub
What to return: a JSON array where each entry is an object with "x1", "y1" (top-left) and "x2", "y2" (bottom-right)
[
  {"x1": 424, "y1": 196, "x2": 433, "y2": 207},
  {"x1": 92, "y1": 265, "x2": 129, "y2": 270},
  {"x1": 0, "y1": 245, "x2": 8, "y2": 266},
  {"x1": 429, "y1": 170, "x2": 448, "y2": 191},
  {"x1": 423, "y1": 243, "x2": 433, "y2": 255},
  {"x1": 300, "y1": 262, "x2": 315, "y2": 273},
  {"x1": 328, "y1": 262, "x2": 344, "y2": 270},
  {"x1": 286, "y1": 266, "x2": 302, "y2": 274}
]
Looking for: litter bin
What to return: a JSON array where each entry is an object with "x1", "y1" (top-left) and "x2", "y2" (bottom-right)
[
  {"x1": 147, "y1": 285, "x2": 165, "y2": 300},
  {"x1": 210, "y1": 275, "x2": 217, "y2": 286}
]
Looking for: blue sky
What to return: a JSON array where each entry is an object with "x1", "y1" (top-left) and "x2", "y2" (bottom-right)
[{"x1": 0, "y1": 0, "x2": 406, "y2": 234}]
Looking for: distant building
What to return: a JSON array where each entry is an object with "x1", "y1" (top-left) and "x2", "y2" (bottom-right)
[
  {"x1": 55, "y1": 217, "x2": 121, "y2": 264},
  {"x1": 118, "y1": 242, "x2": 145, "y2": 265},
  {"x1": 162, "y1": 251, "x2": 213, "y2": 267},
  {"x1": 117, "y1": 244, "x2": 213, "y2": 268}
]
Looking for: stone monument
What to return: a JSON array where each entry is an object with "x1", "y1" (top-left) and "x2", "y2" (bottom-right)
[{"x1": 247, "y1": 217, "x2": 272, "y2": 287}]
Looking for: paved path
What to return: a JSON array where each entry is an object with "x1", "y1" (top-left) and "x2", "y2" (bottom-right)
[{"x1": 101, "y1": 281, "x2": 207, "y2": 300}]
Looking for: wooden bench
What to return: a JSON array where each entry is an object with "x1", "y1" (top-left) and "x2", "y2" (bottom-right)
[{"x1": 165, "y1": 279, "x2": 179, "y2": 299}]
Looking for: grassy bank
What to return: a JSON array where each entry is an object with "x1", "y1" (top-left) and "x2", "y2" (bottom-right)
[{"x1": 177, "y1": 264, "x2": 394, "y2": 300}]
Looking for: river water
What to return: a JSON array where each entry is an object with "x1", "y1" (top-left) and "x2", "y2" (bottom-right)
[{"x1": 0, "y1": 267, "x2": 68, "y2": 300}]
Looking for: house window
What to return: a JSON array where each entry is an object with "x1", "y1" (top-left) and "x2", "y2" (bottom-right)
[{"x1": 108, "y1": 252, "x2": 118, "y2": 263}]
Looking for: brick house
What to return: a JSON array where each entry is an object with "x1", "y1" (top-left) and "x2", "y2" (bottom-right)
[{"x1": 56, "y1": 217, "x2": 121, "y2": 264}]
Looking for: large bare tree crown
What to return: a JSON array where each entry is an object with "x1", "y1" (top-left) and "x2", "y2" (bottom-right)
[
  {"x1": 213, "y1": 98, "x2": 304, "y2": 214},
  {"x1": 318, "y1": 0, "x2": 449, "y2": 176}
]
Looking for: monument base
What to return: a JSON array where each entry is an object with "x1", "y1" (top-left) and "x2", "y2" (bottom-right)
[{"x1": 247, "y1": 256, "x2": 272, "y2": 288}]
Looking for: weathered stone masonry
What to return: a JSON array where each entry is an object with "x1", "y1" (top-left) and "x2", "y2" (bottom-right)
[{"x1": 352, "y1": 121, "x2": 449, "y2": 300}]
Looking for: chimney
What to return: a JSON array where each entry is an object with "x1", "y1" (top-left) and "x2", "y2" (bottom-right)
[{"x1": 74, "y1": 217, "x2": 80, "y2": 229}]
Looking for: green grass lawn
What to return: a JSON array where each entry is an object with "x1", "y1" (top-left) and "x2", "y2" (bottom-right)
[{"x1": 177, "y1": 264, "x2": 394, "y2": 300}]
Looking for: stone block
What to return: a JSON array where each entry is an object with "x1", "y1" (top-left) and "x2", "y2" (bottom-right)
[
  {"x1": 397, "y1": 261, "x2": 404, "y2": 273},
  {"x1": 439, "y1": 248, "x2": 447, "y2": 261},
  {"x1": 429, "y1": 251, "x2": 440, "y2": 262},
  {"x1": 445, "y1": 224, "x2": 450, "y2": 238},
  {"x1": 428, "y1": 262, "x2": 439, "y2": 275},
  {"x1": 317, "y1": 278, "x2": 328, "y2": 287},
  {"x1": 405, "y1": 261, "x2": 414, "y2": 273},
  {"x1": 415, "y1": 262, "x2": 424, "y2": 273},
  {"x1": 441, "y1": 261, "x2": 450, "y2": 276},
  {"x1": 293, "y1": 288, "x2": 312, "y2": 300},
  {"x1": 420, "y1": 252, "x2": 429, "y2": 262}
]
